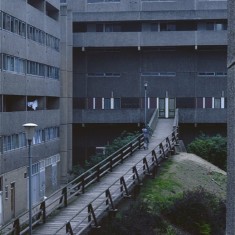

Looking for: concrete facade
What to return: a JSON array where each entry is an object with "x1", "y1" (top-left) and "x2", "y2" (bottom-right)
[
  {"x1": 0, "y1": 0, "x2": 229, "y2": 227},
  {"x1": 227, "y1": 0, "x2": 235, "y2": 234},
  {"x1": 64, "y1": 0, "x2": 227, "y2": 163},
  {"x1": 0, "y1": 0, "x2": 62, "y2": 225}
]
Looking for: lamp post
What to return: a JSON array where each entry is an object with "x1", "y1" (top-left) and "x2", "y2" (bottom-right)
[
  {"x1": 144, "y1": 81, "x2": 148, "y2": 127},
  {"x1": 23, "y1": 123, "x2": 37, "y2": 235}
]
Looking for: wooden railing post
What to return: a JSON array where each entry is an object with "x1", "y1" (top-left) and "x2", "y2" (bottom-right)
[
  {"x1": 120, "y1": 176, "x2": 130, "y2": 197},
  {"x1": 88, "y1": 204, "x2": 99, "y2": 228},
  {"x1": 66, "y1": 222, "x2": 74, "y2": 235},
  {"x1": 138, "y1": 136, "x2": 142, "y2": 149},
  {"x1": 143, "y1": 157, "x2": 151, "y2": 175},
  {"x1": 96, "y1": 165, "x2": 100, "y2": 182},
  {"x1": 109, "y1": 158, "x2": 113, "y2": 172},
  {"x1": 152, "y1": 150, "x2": 159, "y2": 166},
  {"x1": 82, "y1": 175, "x2": 85, "y2": 193},
  {"x1": 62, "y1": 187, "x2": 68, "y2": 207},
  {"x1": 130, "y1": 142, "x2": 133, "y2": 155},
  {"x1": 37, "y1": 201, "x2": 46, "y2": 223},
  {"x1": 160, "y1": 143, "x2": 167, "y2": 159},
  {"x1": 105, "y1": 189, "x2": 116, "y2": 211},
  {"x1": 13, "y1": 218, "x2": 20, "y2": 235},
  {"x1": 132, "y1": 166, "x2": 141, "y2": 185}
]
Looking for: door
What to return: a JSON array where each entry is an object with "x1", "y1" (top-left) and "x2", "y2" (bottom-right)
[
  {"x1": 159, "y1": 98, "x2": 165, "y2": 117},
  {"x1": 169, "y1": 98, "x2": 175, "y2": 117},
  {"x1": 10, "y1": 182, "x2": 15, "y2": 218}
]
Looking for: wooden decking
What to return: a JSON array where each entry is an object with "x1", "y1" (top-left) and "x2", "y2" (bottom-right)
[{"x1": 31, "y1": 119, "x2": 175, "y2": 235}]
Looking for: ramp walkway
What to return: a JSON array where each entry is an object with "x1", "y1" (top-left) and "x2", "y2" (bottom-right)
[{"x1": 1, "y1": 118, "x2": 178, "y2": 235}]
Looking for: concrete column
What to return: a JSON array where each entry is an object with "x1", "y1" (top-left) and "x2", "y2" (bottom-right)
[
  {"x1": 60, "y1": 4, "x2": 73, "y2": 183},
  {"x1": 165, "y1": 97, "x2": 169, "y2": 118},
  {"x1": 111, "y1": 98, "x2": 114, "y2": 109},
  {"x1": 212, "y1": 97, "x2": 215, "y2": 108},
  {"x1": 227, "y1": 0, "x2": 235, "y2": 233},
  {"x1": 221, "y1": 97, "x2": 225, "y2": 109}
]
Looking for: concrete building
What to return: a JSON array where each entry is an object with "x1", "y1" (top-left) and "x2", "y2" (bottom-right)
[
  {"x1": 0, "y1": 0, "x2": 62, "y2": 225},
  {"x1": 0, "y1": 0, "x2": 228, "y2": 227},
  {"x1": 227, "y1": 0, "x2": 235, "y2": 234},
  {"x1": 62, "y1": 0, "x2": 227, "y2": 165}
]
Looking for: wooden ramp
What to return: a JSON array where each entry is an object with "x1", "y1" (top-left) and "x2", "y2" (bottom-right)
[{"x1": 31, "y1": 119, "x2": 175, "y2": 235}]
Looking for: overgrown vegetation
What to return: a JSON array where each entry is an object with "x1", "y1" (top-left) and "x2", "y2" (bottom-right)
[
  {"x1": 93, "y1": 156, "x2": 226, "y2": 235},
  {"x1": 187, "y1": 134, "x2": 227, "y2": 170},
  {"x1": 163, "y1": 187, "x2": 226, "y2": 235},
  {"x1": 92, "y1": 201, "x2": 173, "y2": 235},
  {"x1": 70, "y1": 131, "x2": 140, "y2": 177}
]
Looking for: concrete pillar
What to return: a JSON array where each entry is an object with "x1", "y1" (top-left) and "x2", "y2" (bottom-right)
[
  {"x1": 227, "y1": 0, "x2": 235, "y2": 233},
  {"x1": 59, "y1": 4, "x2": 73, "y2": 183}
]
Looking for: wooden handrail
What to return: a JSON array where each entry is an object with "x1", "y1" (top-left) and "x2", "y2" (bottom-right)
[{"x1": 1, "y1": 127, "x2": 178, "y2": 235}]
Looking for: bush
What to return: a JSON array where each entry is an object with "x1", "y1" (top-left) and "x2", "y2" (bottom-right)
[
  {"x1": 93, "y1": 201, "x2": 169, "y2": 235},
  {"x1": 162, "y1": 187, "x2": 226, "y2": 235},
  {"x1": 187, "y1": 134, "x2": 227, "y2": 170},
  {"x1": 71, "y1": 131, "x2": 139, "y2": 177}
]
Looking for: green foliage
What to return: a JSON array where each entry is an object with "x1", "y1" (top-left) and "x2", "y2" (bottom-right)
[
  {"x1": 162, "y1": 187, "x2": 226, "y2": 235},
  {"x1": 92, "y1": 201, "x2": 170, "y2": 235},
  {"x1": 187, "y1": 134, "x2": 227, "y2": 170},
  {"x1": 71, "y1": 131, "x2": 139, "y2": 177},
  {"x1": 140, "y1": 160, "x2": 182, "y2": 211}
]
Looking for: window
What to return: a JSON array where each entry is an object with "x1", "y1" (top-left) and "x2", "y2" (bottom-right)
[
  {"x1": 151, "y1": 23, "x2": 159, "y2": 32},
  {"x1": 96, "y1": 24, "x2": 103, "y2": 32},
  {"x1": 19, "y1": 21, "x2": 26, "y2": 37},
  {"x1": 3, "y1": 13, "x2": 11, "y2": 31},
  {"x1": 2, "y1": 12, "x2": 26, "y2": 37},
  {"x1": 214, "y1": 98, "x2": 221, "y2": 108},
  {"x1": 105, "y1": 23, "x2": 121, "y2": 32},
  {"x1": 46, "y1": 66, "x2": 59, "y2": 79},
  {"x1": 160, "y1": 23, "x2": 176, "y2": 31},
  {"x1": 27, "y1": 61, "x2": 45, "y2": 77},
  {"x1": 114, "y1": 98, "x2": 121, "y2": 109},
  {"x1": 5, "y1": 186, "x2": 8, "y2": 200},
  {"x1": 141, "y1": 72, "x2": 176, "y2": 77},
  {"x1": 104, "y1": 98, "x2": 111, "y2": 109},
  {"x1": 19, "y1": 133, "x2": 26, "y2": 148},
  {"x1": 205, "y1": 97, "x2": 212, "y2": 108},
  {"x1": 3, "y1": 54, "x2": 26, "y2": 74},
  {"x1": 0, "y1": 11, "x2": 2, "y2": 29},
  {"x1": 14, "y1": 18, "x2": 19, "y2": 34},
  {"x1": 206, "y1": 22, "x2": 214, "y2": 30},
  {"x1": 33, "y1": 130, "x2": 43, "y2": 144}
]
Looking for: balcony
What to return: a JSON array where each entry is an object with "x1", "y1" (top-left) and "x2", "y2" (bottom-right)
[
  {"x1": 73, "y1": 108, "x2": 154, "y2": 124},
  {"x1": 73, "y1": 30, "x2": 227, "y2": 48},
  {"x1": 179, "y1": 108, "x2": 227, "y2": 123}
]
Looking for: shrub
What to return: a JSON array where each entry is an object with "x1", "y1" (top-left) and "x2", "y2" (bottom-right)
[
  {"x1": 162, "y1": 187, "x2": 226, "y2": 235},
  {"x1": 187, "y1": 134, "x2": 227, "y2": 170},
  {"x1": 93, "y1": 201, "x2": 168, "y2": 235},
  {"x1": 71, "y1": 131, "x2": 139, "y2": 177}
]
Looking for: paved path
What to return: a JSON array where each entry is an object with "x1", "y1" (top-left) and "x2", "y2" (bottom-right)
[{"x1": 32, "y1": 119, "x2": 174, "y2": 235}]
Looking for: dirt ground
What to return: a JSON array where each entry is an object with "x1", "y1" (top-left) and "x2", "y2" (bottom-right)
[{"x1": 169, "y1": 152, "x2": 227, "y2": 199}]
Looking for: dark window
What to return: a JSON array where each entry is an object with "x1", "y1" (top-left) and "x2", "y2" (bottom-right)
[
  {"x1": 176, "y1": 98, "x2": 195, "y2": 108},
  {"x1": 73, "y1": 22, "x2": 87, "y2": 33},
  {"x1": 121, "y1": 98, "x2": 140, "y2": 108},
  {"x1": 104, "y1": 98, "x2": 111, "y2": 109},
  {"x1": 205, "y1": 97, "x2": 212, "y2": 108},
  {"x1": 96, "y1": 24, "x2": 103, "y2": 32},
  {"x1": 196, "y1": 97, "x2": 203, "y2": 108},
  {"x1": 114, "y1": 98, "x2": 121, "y2": 109},
  {"x1": 73, "y1": 98, "x2": 86, "y2": 109}
]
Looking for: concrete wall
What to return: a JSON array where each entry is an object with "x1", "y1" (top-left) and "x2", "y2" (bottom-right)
[{"x1": 0, "y1": 0, "x2": 61, "y2": 225}]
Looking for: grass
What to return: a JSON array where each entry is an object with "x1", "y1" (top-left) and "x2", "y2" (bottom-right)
[{"x1": 140, "y1": 159, "x2": 183, "y2": 210}]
